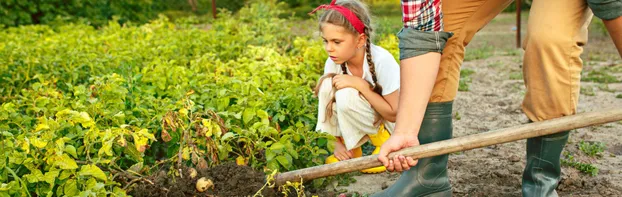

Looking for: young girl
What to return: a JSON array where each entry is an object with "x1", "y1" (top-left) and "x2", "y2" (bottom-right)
[{"x1": 310, "y1": 0, "x2": 400, "y2": 173}]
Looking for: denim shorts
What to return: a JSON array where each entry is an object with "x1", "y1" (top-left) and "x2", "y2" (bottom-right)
[
  {"x1": 587, "y1": 0, "x2": 622, "y2": 20},
  {"x1": 397, "y1": 28, "x2": 453, "y2": 60}
]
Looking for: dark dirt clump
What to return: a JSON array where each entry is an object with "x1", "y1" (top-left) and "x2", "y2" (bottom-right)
[{"x1": 128, "y1": 162, "x2": 276, "y2": 197}]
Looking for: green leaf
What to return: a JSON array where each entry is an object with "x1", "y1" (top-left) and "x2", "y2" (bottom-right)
[
  {"x1": 113, "y1": 187, "x2": 128, "y2": 197},
  {"x1": 266, "y1": 150, "x2": 276, "y2": 161},
  {"x1": 286, "y1": 153, "x2": 293, "y2": 163},
  {"x1": 54, "y1": 154, "x2": 78, "y2": 170},
  {"x1": 318, "y1": 138, "x2": 328, "y2": 147},
  {"x1": 217, "y1": 97, "x2": 230, "y2": 111},
  {"x1": 59, "y1": 170, "x2": 72, "y2": 180},
  {"x1": 287, "y1": 148, "x2": 299, "y2": 159},
  {"x1": 64, "y1": 145, "x2": 77, "y2": 158},
  {"x1": 24, "y1": 169, "x2": 43, "y2": 183},
  {"x1": 42, "y1": 170, "x2": 59, "y2": 185},
  {"x1": 269, "y1": 142, "x2": 284, "y2": 151},
  {"x1": 78, "y1": 165, "x2": 107, "y2": 181},
  {"x1": 124, "y1": 143, "x2": 143, "y2": 161},
  {"x1": 293, "y1": 134, "x2": 301, "y2": 142},
  {"x1": 85, "y1": 178, "x2": 100, "y2": 191},
  {"x1": 312, "y1": 178, "x2": 326, "y2": 189},
  {"x1": 256, "y1": 109, "x2": 269, "y2": 124},
  {"x1": 243, "y1": 108, "x2": 255, "y2": 124},
  {"x1": 64, "y1": 179, "x2": 79, "y2": 196},
  {"x1": 98, "y1": 140, "x2": 113, "y2": 156},
  {"x1": 0, "y1": 153, "x2": 5, "y2": 169},
  {"x1": 221, "y1": 132, "x2": 235, "y2": 141},
  {"x1": 8, "y1": 151, "x2": 24, "y2": 165},
  {"x1": 79, "y1": 190, "x2": 96, "y2": 197},
  {"x1": 276, "y1": 155, "x2": 290, "y2": 169},
  {"x1": 1, "y1": 131, "x2": 13, "y2": 137},
  {"x1": 267, "y1": 160, "x2": 279, "y2": 171}
]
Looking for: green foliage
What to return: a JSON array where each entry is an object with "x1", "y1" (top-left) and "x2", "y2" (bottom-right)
[
  {"x1": 502, "y1": 1, "x2": 532, "y2": 12},
  {"x1": 0, "y1": 1, "x2": 341, "y2": 195},
  {"x1": 590, "y1": 17, "x2": 609, "y2": 36},
  {"x1": 0, "y1": 0, "x2": 155, "y2": 27},
  {"x1": 561, "y1": 153, "x2": 599, "y2": 176},
  {"x1": 0, "y1": 0, "x2": 254, "y2": 27},
  {"x1": 280, "y1": 0, "x2": 326, "y2": 8},
  {"x1": 376, "y1": 34, "x2": 399, "y2": 61},
  {"x1": 582, "y1": 70, "x2": 620, "y2": 83},
  {"x1": 465, "y1": 43, "x2": 494, "y2": 61},
  {"x1": 459, "y1": 69, "x2": 476, "y2": 92},
  {"x1": 578, "y1": 141, "x2": 606, "y2": 157},
  {"x1": 580, "y1": 86, "x2": 596, "y2": 96},
  {"x1": 509, "y1": 72, "x2": 523, "y2": 80}
]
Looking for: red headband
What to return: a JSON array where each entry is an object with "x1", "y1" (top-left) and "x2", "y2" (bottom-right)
[{"x1": 309, "y1": 0, "x2": 365, "y2": 34}]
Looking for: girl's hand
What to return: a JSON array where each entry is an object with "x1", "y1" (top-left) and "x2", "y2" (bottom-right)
[
  {"x1": 332, "y1": 74, "x2": 370, "y2": 92},
  {"x1": 333, "y1": 140, "x2": 354, "y2": 161}
]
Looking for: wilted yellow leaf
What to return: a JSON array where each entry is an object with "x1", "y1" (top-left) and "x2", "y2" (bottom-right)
[
  {"x1": 21, "y1": 139, "x2": 30, "y2": 154},
  {"x1": 212, "y1": 124, "x2": 222, "y2": 138},
  {"x1": 161, "y1": 129, "x2": 172, "y2": 142},
  {"x1": 236, "y1": 156, "x2": 247, "y2": 166},
  {"x1": 133, "y1": 133, "x2": 149, "y2": 153},
  {"x1": 117, "y1": 136, "x2": 127, "y2": 147},
  {"x1": 182, "y1": 147, "x2": 190, "y2": 160},
  {"x1": 35, "y1": 123, "x2": 49, "y2": 132},
  {"x1": 179, "y1": 108, "x2": 188, "y2": 117}
]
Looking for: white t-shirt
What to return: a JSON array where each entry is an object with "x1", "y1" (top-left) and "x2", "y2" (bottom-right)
[{"x1": 323, "y1": 44, "x2": 400, "y2": 96}]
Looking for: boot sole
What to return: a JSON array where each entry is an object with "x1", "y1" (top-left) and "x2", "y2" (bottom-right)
[{"x1": 422, "y1": 189, "x2": 452, "y2": 197}]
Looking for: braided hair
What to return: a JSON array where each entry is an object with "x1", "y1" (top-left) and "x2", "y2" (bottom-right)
[{"x1": 317, "y1": 0, "x2": 383, "y2": 125}]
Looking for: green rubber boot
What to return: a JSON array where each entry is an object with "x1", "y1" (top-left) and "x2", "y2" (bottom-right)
[
  {"x1": 372, "y1": 101, "x2": 453, "y2": 197},
  {"x1": 522, "y1": 131, "x2": 570, "y2": 197}
]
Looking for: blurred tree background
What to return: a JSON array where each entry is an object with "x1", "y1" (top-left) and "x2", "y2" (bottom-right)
[{"x1": 0, "y1": 0, "x2": 530, "y2": 28}]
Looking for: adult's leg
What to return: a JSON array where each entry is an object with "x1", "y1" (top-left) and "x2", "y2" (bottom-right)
[
  {"x1": 521, "y1": 0, "x2": 592, "y2": 196},
  {"x1": 373, "y1": 0, "x2": 513, "y2": 196}
]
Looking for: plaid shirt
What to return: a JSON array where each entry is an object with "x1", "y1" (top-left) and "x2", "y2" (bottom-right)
[{"x1": 402, "y1": 0, "x2": 443, "y2": 31}]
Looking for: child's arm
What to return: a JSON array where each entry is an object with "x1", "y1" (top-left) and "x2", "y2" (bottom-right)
[
  {"x1": 359, "y1": 86, "x2": 398, "y2": 122},
  {"x1": 331, "y1": 74, "x2": 398, "y2": 122}
]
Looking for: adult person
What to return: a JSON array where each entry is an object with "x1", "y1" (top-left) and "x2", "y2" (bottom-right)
[{"x1": 374, "y1": 0, "x2": 620, "y2": 196}]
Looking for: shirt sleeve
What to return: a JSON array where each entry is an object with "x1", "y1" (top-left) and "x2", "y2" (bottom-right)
[
  {"x1": 376, "y1": 54, "x2": 400, "y2": 96},
  {"x1": 323, "y1": 58, "x2": 337, "y2": 75},
  {"x1": 402, "y1": 0, "x2": 443, "y2": 31}
]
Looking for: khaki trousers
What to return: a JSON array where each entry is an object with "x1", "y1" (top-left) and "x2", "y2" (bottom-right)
[{"x1": 431, "y1": 0, "x2": 593, "y2": 121}]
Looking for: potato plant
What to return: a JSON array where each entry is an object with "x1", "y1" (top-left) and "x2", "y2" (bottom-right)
[{"x1": 0, "y1": 1, "x2": 401, "y2": 195}]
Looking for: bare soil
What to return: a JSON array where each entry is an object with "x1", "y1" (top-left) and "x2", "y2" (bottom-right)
[{"x1": 128, "y1": 163, "x2": 276, "y2": 197}]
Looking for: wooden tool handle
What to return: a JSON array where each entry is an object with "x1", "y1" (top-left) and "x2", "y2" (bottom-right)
[{"x1": 275, "y1": 109, "x2": 622, "y2": 186}]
